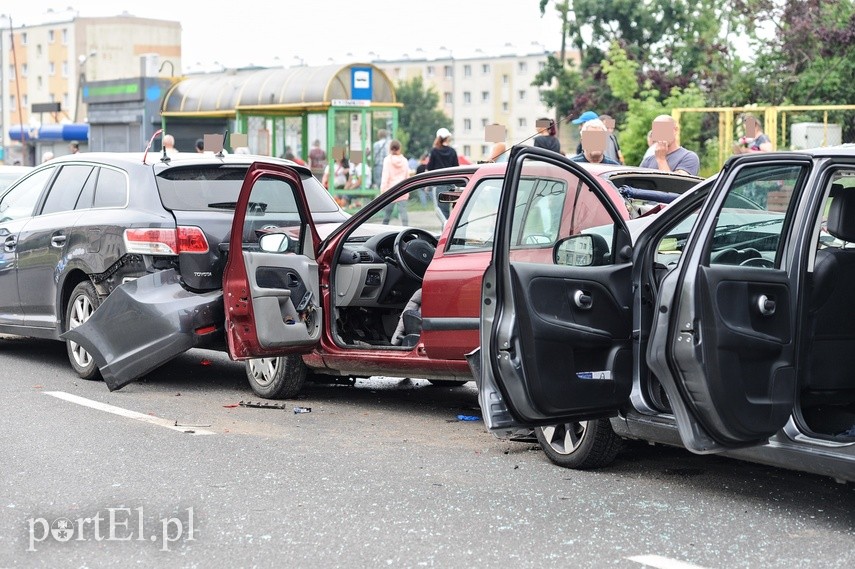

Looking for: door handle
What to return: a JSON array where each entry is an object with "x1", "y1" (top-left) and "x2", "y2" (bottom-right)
[
  {"x1": 574, "y1": 290, "x2": 593, "y2": 310},
  {"x1": 4, "y1": 235, "x2": 15, "y2": 252},
  {"x1": 51, "y1": 235, "x2": 67, "y2": 247},
  {"x1": 757, "y1": 294, "x2": 776, "y2": 316}
]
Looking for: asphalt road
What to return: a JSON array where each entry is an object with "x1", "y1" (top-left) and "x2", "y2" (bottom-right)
[{"x1": 0, "y1": 335, "x2": 852, "y2": 568}]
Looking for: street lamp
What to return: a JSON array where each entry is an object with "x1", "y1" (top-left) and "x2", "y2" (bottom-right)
[{"x1": 73, "y1": 51, "x2": 96, "y2": 123}]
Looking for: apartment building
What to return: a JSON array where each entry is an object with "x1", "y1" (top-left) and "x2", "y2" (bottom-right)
[
  {"x1": 375, "y1": 46, "x2": 559, "y2": 161},
  {"x1": 0, "y1": 9, "x2": 181, "y2": 161}
]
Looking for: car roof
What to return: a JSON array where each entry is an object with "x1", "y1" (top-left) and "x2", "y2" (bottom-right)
[{"x1": 45, "y1": 152, "x2": 312, "y2": 176}]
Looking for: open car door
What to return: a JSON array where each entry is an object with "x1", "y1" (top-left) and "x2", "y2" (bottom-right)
[
  {"x1": 476, "y1": 146, "x2": 635, "y2": 434},
  {"x1": 647, "y1": 155, "x2": 812, "y2": 453},
  {"x1": 223, "y1": 162, "x2": 323, "y2": 359}
]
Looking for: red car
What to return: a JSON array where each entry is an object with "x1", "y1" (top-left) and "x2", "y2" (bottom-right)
[{"x1": 68, "y1": 152, "x2": 701, "y2": 398}]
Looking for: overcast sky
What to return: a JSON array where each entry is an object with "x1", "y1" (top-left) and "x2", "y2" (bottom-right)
[{"x1": 3, "y1": 1, "x2": 563, "y2": 69}]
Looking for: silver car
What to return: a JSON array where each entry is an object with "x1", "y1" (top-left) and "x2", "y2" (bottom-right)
[{"x1": 474, "y1": 145, "x2": 855, "y2": 484}]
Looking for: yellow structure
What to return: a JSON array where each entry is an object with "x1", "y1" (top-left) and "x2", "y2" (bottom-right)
[{"x1": 672, "y1": 104, "x2": 855, "y2": 170}]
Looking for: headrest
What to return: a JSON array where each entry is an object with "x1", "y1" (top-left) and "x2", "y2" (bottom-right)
[{"x1": 827, "y1": 188, "x2": 855, "y2": 242}]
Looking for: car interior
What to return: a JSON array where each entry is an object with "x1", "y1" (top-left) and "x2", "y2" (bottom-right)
[{"x1": 631, "y1": 165, "x2": 855, "y2": 443}]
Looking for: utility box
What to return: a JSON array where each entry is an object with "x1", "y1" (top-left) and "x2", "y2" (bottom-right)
[{"x1": 790, "y1": 122, "x2": 842, "y2": 149}]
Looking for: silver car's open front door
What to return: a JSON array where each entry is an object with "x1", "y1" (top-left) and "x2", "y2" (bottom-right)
[
  {"x1": 647, "y1": 155, "x2": 812, "y2": 453},
  {"x1": 476, "y1": 146, "x2": 635, "y2": 434},
  {"x1": 223, "y1": 162, "x2": 322, "y2": 359}
]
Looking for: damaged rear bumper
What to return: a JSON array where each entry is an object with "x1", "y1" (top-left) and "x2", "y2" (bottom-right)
[{"x1": 61, "y1": 269, "x2": 224, "y2": 391}]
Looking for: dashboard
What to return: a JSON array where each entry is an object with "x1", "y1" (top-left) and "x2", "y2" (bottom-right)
[{"x1": 334, "y1": 230, "x2": 419, "y2": 308}]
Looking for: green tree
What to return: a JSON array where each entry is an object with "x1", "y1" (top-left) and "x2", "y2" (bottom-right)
[{"x1": 395, "y1": 77, "x2": 452, "y2": 158}]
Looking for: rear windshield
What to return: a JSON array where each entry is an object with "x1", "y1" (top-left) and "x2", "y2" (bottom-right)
[{"x1": 155, "y1": 166, "x2": 340, "y2": 212}]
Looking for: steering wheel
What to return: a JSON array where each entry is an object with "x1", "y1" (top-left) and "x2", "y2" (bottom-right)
[
  {"x1": 394, "y1": 229, "x2": 438, "y2": 281},
  {"x1": 740, "y1": 256, "x2": 775, "y2": 268}
]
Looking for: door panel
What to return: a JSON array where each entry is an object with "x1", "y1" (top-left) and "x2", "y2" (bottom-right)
[
  {"x1": 477, "y1": 147, "x2": 634, "y2": 431},
  {"x1": 223, "y1": 163, "x2": 322, "y2": 359},
  {"x1": 650, "y1": 157, "x2": 810, "y2": 451}
]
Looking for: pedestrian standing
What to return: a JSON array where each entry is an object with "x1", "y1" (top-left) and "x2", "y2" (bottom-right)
[
  {"x1": 533, "y1": 118, "x2": 561, "y2": 154},
  {"x1": 381, "y1": 140, "x2": 411, "y2": 225},
  {"x1": 427, "y1": 128, "x2": 459, "y2": 171},
  {"x1": 372, "y1": 130, "x2": 390, "y2": 188}
]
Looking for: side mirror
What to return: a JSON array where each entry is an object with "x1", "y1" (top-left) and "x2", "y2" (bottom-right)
[
  {"x1": 554, "y1": 234, "x2": 595, "y2": 266},
  {"x1": 437, "y1": 190, "x2": 463, "y2": 204},
  {"x1": 258, "y1": 233, "x2": 291, "y2": 253}
]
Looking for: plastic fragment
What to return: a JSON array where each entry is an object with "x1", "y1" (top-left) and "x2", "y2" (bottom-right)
[
  {"x1": 457, "y1": 414, "x2": 480, "y2": 422},
  {"x1": 239, "y1": 400, "x2": 287, "y2": 409},
  {"x1": 293, "y1": 406, "x2": 312, "y2": 414}
]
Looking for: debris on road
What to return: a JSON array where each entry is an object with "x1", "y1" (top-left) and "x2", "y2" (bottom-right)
[
  {"x1": 457, "y1": 415, "x2": 480, "y2": 422},
  {"x1": 238, "y1": 400, "x2": 288, "y2": 410},
  {"x1": 293, "y1": 406, "x2": 312, "y2": 414}
]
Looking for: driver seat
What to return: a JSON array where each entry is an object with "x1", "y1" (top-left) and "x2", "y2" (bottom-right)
[{"x1": 806, "y1": 186, "x2": 855, "y2": 403}]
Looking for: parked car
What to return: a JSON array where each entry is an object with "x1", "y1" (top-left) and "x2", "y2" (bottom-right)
[
  {"x1": 473, "y1": 145, "x2": 855, "y2": 483},
  {"x1": 0, "y1": 152, "x2": 348, "y2": 381},
  {"x1": 65, "y1": 156, "x2": 701, "y2": 398},
  {"x1": 0, "y1": 165, "x2": 33, "y2": 192}
]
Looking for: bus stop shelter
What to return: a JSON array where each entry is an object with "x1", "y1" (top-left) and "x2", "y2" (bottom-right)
[{"x1": 160, "y1": 63, "x2": 401, "y2": 197}]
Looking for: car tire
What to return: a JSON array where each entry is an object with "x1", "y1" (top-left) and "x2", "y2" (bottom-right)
[
  {"x1": 245, "y1": 355, "x2": 306, "y2": 399},
  {"x1": 65, "y1": 281, "x2": 102, "y2": 381},
  {"x1": 535, "y1": 418, "x2": 622, "y2": 470},
  {"x1": 426, "y1": 379, "x2": 469, "y2": 387}
]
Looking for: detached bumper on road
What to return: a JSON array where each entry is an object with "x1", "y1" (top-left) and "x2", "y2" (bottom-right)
[{"x1": 61, "y1": 269, "x2": 224, "y2": 391}]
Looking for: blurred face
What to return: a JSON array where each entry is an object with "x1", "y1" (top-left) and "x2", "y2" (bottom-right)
[
  {"x1": 581, "y1": 129, "x2": 607, "y2": 162},
  {"x1": 652, "y1": 117, "x2": 677, "y2": 145}
]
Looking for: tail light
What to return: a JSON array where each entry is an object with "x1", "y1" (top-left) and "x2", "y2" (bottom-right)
[{"x1": 124, "y1": 226, "x2": 209, "y2": 255}]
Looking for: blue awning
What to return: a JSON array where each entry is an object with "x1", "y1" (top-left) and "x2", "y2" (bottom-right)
[{"x1": 8, "y1": 123, "x2": 89, "y2": 142}]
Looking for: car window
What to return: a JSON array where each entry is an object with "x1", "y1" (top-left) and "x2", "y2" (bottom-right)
[
  {"x1": 241, "y1": 175, "x2": 305, "y2": 254},
  {"x1": 74, "y1": 166, "x2": 99, "y2": 210},
  {"x1": 509, "y1": 157, "x2": 620, "y2": 265},
  {"x1": 0, "y1": 167, "x2": 54, "y2": 222},
  {"x1": 156, "y1": 167, "x2": 340, "y2": 213},
  {"x1": 361, "y1": 182, "x2": 449, "y2": 236},
  {"x1": 707, "y1": 163, "x2": 805, "y2": 269},
  {"x1": 93, "y1": 168, "x2": 128, "y2": 208},
  {"x1": 40, "y1": 165, "x2": 94, "y2": 215},
  {"x1": 447, "y1": 179, "x2": 501, "y2": 252}
]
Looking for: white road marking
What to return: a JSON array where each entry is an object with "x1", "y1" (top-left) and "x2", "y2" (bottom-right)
[
  {"x1": 44, "y1": 391, "x2": 215, "y2": 436},
  {"x1": 627, "y1": 555, "x2": 710, "y2": 569}
]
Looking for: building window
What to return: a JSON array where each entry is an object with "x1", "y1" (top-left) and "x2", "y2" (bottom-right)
[
  {"x1": 50, "y1": 92, "x2": 56, "y2": 102},
  {"x1": 481, "y1": 118, "x2": 489, "y2": 127},
  {"x1": 518, "y1": 118, "x2": 528, "y2": 128},
  {"x1": 463, "y1": 91, "x2": 471, "y2": 104},
  {"x1": 481, "y1": 91, "x2": 490, "y2": 102},
  {"x1": 481, "y1": 144, "x2": 490, "y2": 156},
  {"x1": 464, "y1": 119, "x2": 472, "y2": 132},
  {"x1": 62, "y1": 93, "x2": 69, "y2": 108},
  {"x1": 9, "y1": 95, "x2": 14, "y2": 108},
  {"x1": 502, "y1": 74, "x2": 509, "y2": 85},
  {"x1": 518, "y1": 61, "x2": 528, "y2": 73},
  {"x1": 48, "y1": 30, "x2": 55, "y2": 43},
  {"x1": 444, "y1": 92, "x2": 453, "y2": 104},
  {"x1": 538, "y1": 61, "x2": 546, "y2": 71},
  {"x1": 444, "y1": 65, "x2": 452, "y2": 78},
  {"x1": 8, "y1": 65, "x2": 14, "y2": 80},
  {"x1": 426, "y1": 65, "x2": 435, "y2": 77},
  {"x1": 36, "y1": 44, "x2": 43, "y2": 57},
  {"x1": 62, "y1": 61, "x2": 68, "y2": 77},
  {"x1": 21, "y1": 63, "x2": 28, "y2": 77},
  {"x1": 21, "y1": 32, "x2": 28, "y2": 45},
  {"x1": 502, "y1": 102, "x2": 509, "y2": 112},
  {"x1": 49, "y1": 62, "x2": 56, "y2": 76},
  {"x1": 463, "y1": 64, "x2": 471, "y2": 77},
  {"x1": 518, "y1": 90, "x2": 527, "y2": 101},
  {"x1": 481, "y1": 63, "x2": 490, "y2": 74},
  {"x1": 463, "y1": 145, "x2": 471, "y2": 156},
  {"x1": 61, "y1": 29, "x2": 68, "y2": 44},
  {"x1": 23, "y1": 95, "x2": 28, "y2": 106},
  {"x1": 37, "y1": 76, "x2": 43, "y2": 88}
]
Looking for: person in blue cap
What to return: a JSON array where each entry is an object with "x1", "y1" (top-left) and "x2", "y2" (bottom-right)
[{"x1": 571, "y1": 110, "x2": 599, "y2": 155}]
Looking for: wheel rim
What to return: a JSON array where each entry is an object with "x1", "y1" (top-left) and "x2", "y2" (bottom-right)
[
  {"x1": 247, "y1": 357, "x2": 279, "y2": 387},
  {"x1": 68, "y1": 294, "x2": 94, "y2": 368},
  {"x1": 539, "y1": 421, "x2": 589, "y2": 455}
]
